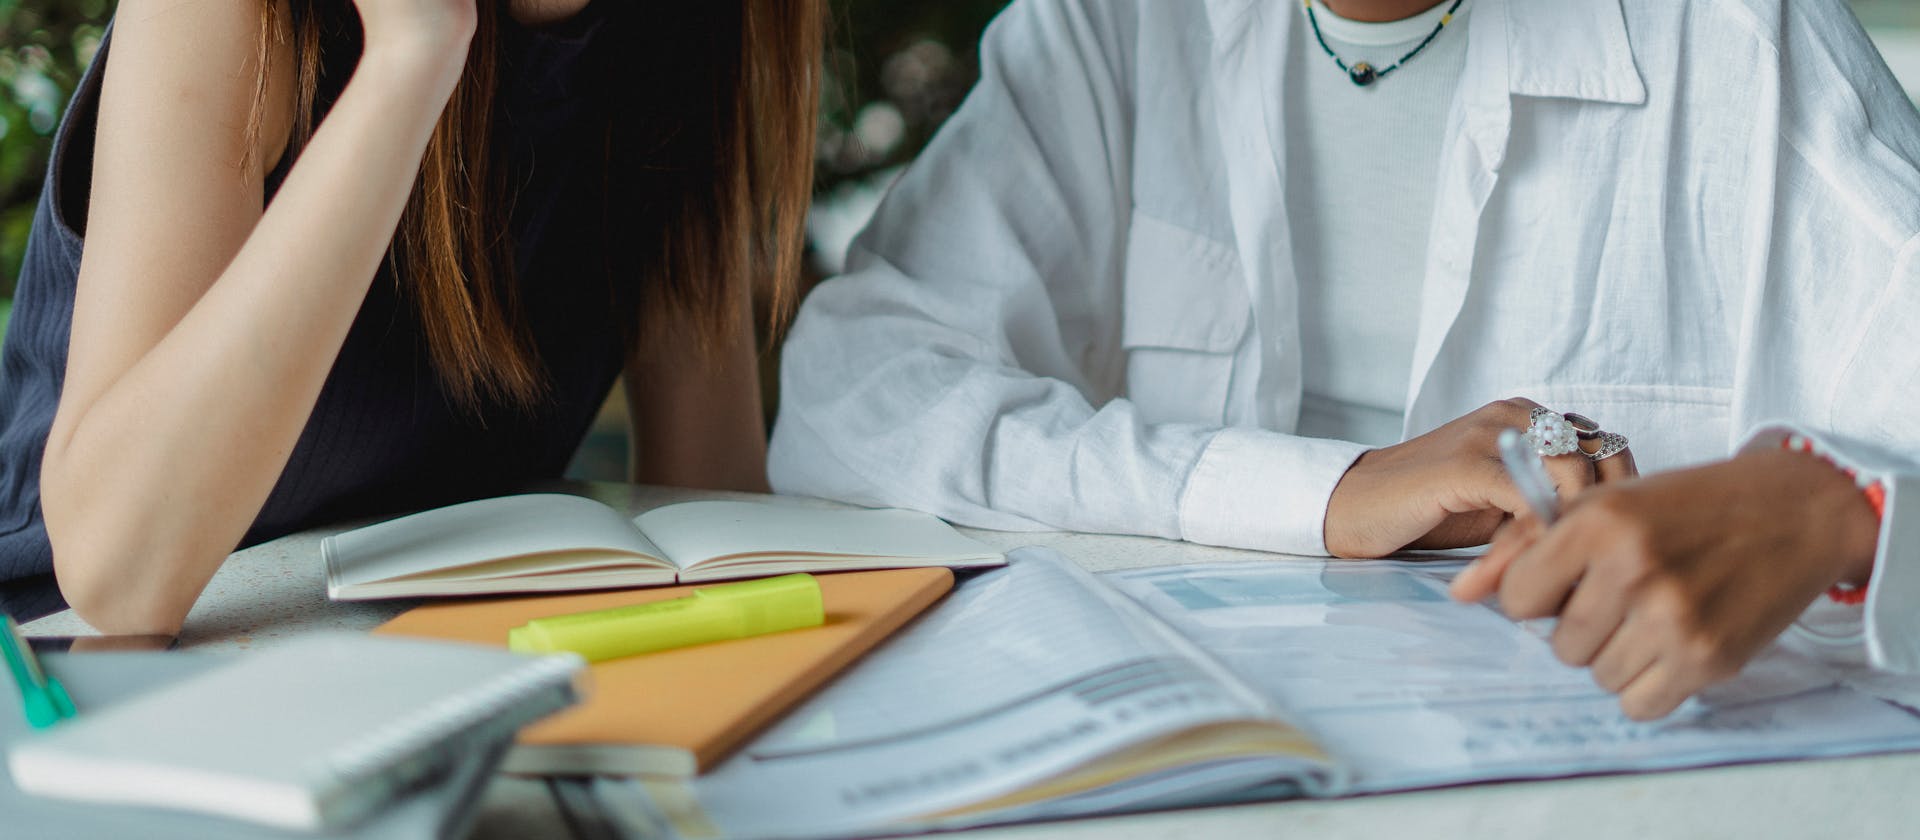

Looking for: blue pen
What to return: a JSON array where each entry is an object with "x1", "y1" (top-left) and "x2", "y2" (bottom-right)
[
  {"x1": 2, "y1": 616, "x2": 76, "y2": 729},
  {"x1": 1497, "y1": 428, "x2": 1560, "y2": 525}
]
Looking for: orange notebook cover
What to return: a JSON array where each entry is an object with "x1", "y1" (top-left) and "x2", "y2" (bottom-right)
[{"x1": 374, "y1": 566, "x2": 953, "y2": 777}]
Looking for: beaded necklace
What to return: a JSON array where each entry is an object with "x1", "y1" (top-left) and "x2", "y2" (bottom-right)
[{"x1": 1303, "y1": 0, "x2": 1467, "y2": 87}]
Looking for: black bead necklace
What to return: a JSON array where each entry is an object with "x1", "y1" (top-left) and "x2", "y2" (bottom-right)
[{"x1": 1304, "y1": 0, "x2": 1467, "y2": 88}]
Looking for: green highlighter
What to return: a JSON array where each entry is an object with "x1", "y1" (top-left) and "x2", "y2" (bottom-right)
[
  {"x1": 507, "y1": 573, "x2": 825, "y2": 663},
  {"x1": 3, "y1": 616, "x2": 76, "y2": 729}
]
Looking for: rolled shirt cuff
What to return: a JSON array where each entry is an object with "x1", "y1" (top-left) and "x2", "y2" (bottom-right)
[
  {"x1": 1742, "y1": 423, "x2": 1920, "y2": 672},
  {"x1": 1176, "y1": 427, "x2": 1371, "y2": 556}
]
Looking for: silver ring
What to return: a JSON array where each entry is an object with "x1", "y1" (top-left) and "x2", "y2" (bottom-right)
[
  {"x1": 1586, "y1": 431, "x2": 1630, "y2": 462},
  {"x1": 1563, "y1": 412, "x2": 1603, "y2": 441},
  {"x1": 1524, "y1": 407, "x2": 1581, "y2": 457}
]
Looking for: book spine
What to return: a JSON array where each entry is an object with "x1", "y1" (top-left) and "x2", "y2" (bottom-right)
[{"x1": 320, "y1": 537, "x2": 343, "y2": 598}]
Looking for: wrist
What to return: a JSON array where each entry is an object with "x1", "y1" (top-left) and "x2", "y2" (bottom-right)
[
  {"x1": 1324, "y1": 449, "x2": 1380, "y2": 558},
  {"x1": 1831, "y1": 481, "x2": 1881, "y2": 588},
  {"x1": 358, "y1": 28, "x2": 474, "y2": 95},
  {"x1": 1765, "y1": 446, "x2": 1881, "y2": 587}
]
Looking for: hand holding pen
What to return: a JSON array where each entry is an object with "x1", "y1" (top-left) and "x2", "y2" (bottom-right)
[
  {"x1": 1449, "y1": 409, "x2": 1636, "y2": 597},
  {"x1": 1448, "y1": 412, "x2": 1885, "y2": 720}
]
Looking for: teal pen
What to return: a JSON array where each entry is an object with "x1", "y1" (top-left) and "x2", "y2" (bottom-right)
[{"x1": 2, "y1": 616, "x2": 76, "y2": 729}]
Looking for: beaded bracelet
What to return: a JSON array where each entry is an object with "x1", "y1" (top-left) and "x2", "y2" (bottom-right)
[{"x1": 1782, "y1": 434, "x2": 1886, "y2": 605}]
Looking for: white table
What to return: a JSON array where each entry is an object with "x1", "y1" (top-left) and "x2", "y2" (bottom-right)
[{"x1": 26, "y1": 482, "x2": 1917, "y2": 839}]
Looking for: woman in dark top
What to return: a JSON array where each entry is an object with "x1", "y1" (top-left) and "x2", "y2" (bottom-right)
[{"x1": 0, "y1": 0, "x2": 823, "y2": 629}]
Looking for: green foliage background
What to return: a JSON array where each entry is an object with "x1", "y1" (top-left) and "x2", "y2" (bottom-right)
[
  {"x1": 0, "y1": 0, "x2": 1009, "y2": 302},
  {"x1": 3, "y1": 0, "x2": 1908, "y2": 302},
  {"x1": 0, "y1": 0, "x2": 107, "y2": 299}
]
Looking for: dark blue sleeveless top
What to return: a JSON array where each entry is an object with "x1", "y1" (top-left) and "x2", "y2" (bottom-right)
[{"x1": 0, "y1": 9, "x2": 630, "y2": 620}]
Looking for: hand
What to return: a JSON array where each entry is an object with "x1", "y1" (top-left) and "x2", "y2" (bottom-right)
[
  {"x1": 1449, "y1": 446, "x2": 1881, "y2": 720},
  {"x1": 1324, "y1": 399, "x2": 1638, "y2": 558}
]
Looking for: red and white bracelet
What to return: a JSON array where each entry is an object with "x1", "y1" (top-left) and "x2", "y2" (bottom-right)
[{"x1": 1782, "y1": 434, "x2": 1886, "y2": 605}]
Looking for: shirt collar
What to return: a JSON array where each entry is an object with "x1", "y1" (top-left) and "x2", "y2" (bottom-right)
[{"x1": 1502, "y1": 0, "x2": 1647, "y2": 105}]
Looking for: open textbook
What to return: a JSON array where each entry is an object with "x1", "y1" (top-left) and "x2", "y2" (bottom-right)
[{"x1": 586, "y1": 549, "x2": 1920, "y2": 839}]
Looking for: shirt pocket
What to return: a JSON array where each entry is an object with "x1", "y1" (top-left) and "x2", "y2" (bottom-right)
[
  {"x1": 1515, "y1": 383, "x2": 1734, "y2": 474},
  {"x1": 1121, "y1": 213, "x2": 1251, "y2": 426}
]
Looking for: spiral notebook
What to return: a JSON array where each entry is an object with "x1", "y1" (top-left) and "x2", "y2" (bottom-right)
[
  {"x1": 3, "y1": 651, "x2": 512, "y2": 839},
  {"x1": 5, "y1": 634, "x2": 584, "y2": 831}
]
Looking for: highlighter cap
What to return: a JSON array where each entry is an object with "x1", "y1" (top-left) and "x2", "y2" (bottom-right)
[
  {"x1": 695, "y1": 573, "x2": 825, "y2": 635},
  {"x1": 507, "y1": 626, "x2": 534, "y2": 653}
]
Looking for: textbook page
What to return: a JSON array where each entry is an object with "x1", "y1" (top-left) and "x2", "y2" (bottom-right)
[
  {"x1": 596, "y1": 548, "x2": 1335, "y2": 840},
  {"x1": 1104, "y1": 560, "x2": 1920, "y2": 792}
]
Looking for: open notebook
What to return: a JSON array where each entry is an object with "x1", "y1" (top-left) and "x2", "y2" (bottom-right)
[{"x1": 324, "y1": 494, "x2": 1003, "y2": 600}]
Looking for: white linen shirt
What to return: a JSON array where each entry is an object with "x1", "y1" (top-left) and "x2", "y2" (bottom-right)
[{"x1": 769, "y1": 0, "x2": 1920, "y2": 670}]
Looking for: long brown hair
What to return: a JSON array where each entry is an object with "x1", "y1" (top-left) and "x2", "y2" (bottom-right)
[{"x1": 252, "y1": 1, "x2": 822, "y2": 408}]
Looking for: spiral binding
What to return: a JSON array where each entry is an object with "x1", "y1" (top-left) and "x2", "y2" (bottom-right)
[{"x1": 317, "y1": 654, "x2": 582, "y2": 786}]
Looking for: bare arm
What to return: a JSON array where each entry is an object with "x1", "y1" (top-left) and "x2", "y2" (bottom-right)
[
  {"x1": 40, "y1": 0, "x2": 476, "y2": 633},
  {"x1": 623, "y1": 288, "x2": 771, "y2": 493}
]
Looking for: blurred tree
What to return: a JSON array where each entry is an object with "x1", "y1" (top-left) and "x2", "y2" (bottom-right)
[
  {"x1": 816, "y1": 0, "x2": 1008, "y2": 194},
  {"x1": 0, "y1": 0, "x2": 109, "y2": 296}
]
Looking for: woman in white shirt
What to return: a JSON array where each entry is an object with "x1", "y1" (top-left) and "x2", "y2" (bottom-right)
[{"x1": 769, "y1": 0, "x2": 1918, "y2": 719}]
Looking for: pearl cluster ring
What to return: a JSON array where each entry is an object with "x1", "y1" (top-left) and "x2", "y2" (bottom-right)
[{"x1": 1523, "y1": 407, "x2": 1582, "y2": 457}]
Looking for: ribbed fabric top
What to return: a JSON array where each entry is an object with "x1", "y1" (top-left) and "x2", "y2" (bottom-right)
[{"x1": 0, "y1": 5, "x2": 629, "y2": 619}]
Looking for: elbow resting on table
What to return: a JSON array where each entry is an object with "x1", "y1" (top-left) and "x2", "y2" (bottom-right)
[
  {"x1": 45, "y1": 539, "x2": 196, "y2": 637},
  {"x1": 39, "y1": 465, "x2": 196, "y2": 636}
]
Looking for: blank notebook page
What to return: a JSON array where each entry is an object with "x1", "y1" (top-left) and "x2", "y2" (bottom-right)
[
  {"x1": 329, "y1": 494, "x2": 668, "y2": 585},
  {"x1": 634, "y1": 501, "x2": 1000, "y2": 565}
]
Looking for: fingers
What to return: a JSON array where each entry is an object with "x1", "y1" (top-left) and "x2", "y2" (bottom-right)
[
  {"x1": 1488, "y1": 397, "x2": 1596, "y2": 503},
  {"x1": 1542, "y1": 450, "x2": 1598, "y2": 502},
  {"x1": 1445, "y1": 406, "x2": 1699, "y2": 720},
  {"x1": 1468, "y1": 456, "x2": 1536, "y2": 519},
  {"x1": 1583, "y1": 436, "x2": 1639, "y2": 483},
  {"x1": 1501, "y1": 397, "x2": 1637, "y2": 488},
  {"x1": 1449, "y1": 516, "x2": 1541, "y2": 602},
  {"x1": 1386, "y1": 397, "x2": 1631, "y2": 557},
  {"x1": 1588, "y1": 614, "x2": 1658, "y2": 694},
  {"x1": 1495, "y1": 512, "x2": 1590, "y2": 619},
  {"x1": 1618, "y1": 658, "x2": 1699, "y2": 721},
  {"x1": 1585, "y1": 597, "x2": 1705, "y2": 721},
  {"x1": 1548, "y1": 565, "x2": 1629, "y2": 667}
]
